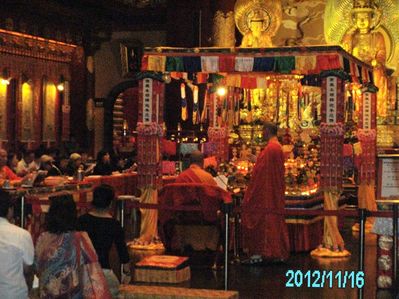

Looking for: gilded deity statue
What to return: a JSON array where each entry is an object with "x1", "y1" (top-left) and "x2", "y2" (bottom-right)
[
  {"x1": 235, "y1": 0, "x2": 282, "y2": 48},
  {"x1": 241, "y1": 10, "x2": 272, "y2": 47},
  {"x1": 341, "y1": 0, "x2": 388, "y2": 117}
]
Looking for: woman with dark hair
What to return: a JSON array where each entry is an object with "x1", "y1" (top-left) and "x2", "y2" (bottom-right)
[
  {"x1": 93, "y1": 150, "x2": 114, "y2": 175},
  {"x1": 78, "y1": 184, "x2": 130, "y2": 296},
  {"x1": 35, "y1": 193, "x2": 111, "y2": 298}
]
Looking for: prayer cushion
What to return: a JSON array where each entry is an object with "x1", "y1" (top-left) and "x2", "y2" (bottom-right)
[{"x1": 134, "y1": 255, "x2": 190, "y2": 283}]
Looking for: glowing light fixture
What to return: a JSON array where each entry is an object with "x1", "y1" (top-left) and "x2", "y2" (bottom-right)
[
  {"x1": 0, "y1": 78, "x2": 10, "y2": 85},
  {"x1": 57, "y1": 75, "x2": 65, "y2": 91},
  {"x1": 216, "y1": 86, "x2": 227, "y2": 97}
]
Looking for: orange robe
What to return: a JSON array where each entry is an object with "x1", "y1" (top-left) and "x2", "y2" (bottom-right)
[
  {"x1": 241, "y1": 139, "x2": 290, "y2": 260},
  {"x1": 175, "y1": 164, "x2": 217, "y2": 186}
]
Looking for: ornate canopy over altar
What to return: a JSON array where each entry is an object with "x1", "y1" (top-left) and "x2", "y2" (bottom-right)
[{"x1": 141, "y1": 45, "x2": 373, "y2": 80}]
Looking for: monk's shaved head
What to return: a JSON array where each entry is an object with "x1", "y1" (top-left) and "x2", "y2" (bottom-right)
[
  {"x1": 189, "y1": 150, "x2": 204, "y2": 168},
  {"x1": 263, "y1": 122, "x2": 278, "y2": 141}
]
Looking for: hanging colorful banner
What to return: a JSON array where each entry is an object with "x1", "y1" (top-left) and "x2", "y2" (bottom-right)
[{"x1": 141, "y1": 50, "x2": 367, "y2": 81}]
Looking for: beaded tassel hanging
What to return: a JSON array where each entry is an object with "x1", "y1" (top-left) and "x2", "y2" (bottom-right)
[{"x1": 181, "y1": 83, "x2": 187, "y2": 121}]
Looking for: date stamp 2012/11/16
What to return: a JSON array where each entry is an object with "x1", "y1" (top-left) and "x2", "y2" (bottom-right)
[{"x1": 285, "y1": 270, "x2": 365, "y2": 289}]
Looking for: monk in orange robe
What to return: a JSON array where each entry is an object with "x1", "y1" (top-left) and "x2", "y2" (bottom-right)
[
  {"x1": 241, "y1": 122, "x2": 290, "y2": 262},
  {"x1": 169, "y1": 151, "x2": 218, "y2": 252},
  {"x1": 175, "y1": 151, "x2": 216, "y2": 186}
]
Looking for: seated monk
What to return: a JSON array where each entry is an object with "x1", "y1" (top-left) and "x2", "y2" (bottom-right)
[
  {"x1": 175, "y1": 151, "x2": 216, "y2": 186},
  {"x1": 168, "y1": 151, "x2": 221, "y2": 255}
]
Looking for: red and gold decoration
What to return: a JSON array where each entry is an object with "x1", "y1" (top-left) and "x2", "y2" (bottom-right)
[
  {"x1": 0, "y1": 29, "x2": 78, "y2": 149},
  {"x1": 208, "y1": 126, "x2": 229, "y2": 163},
  {"x1": 141, "y1": 46, "x2": 375, "y2": 259},
  {"x1": 136, "y1": 121, "x2": 163, "y2": 189},
  {"x1": 136, "y1": 77, "x2": 165, "y2": 245},
  {"x1": 352, "y1": 84, "x2": 378, "y2": 232},
  {"x1": 311, "y1": 71, "x2": 351, "y2": 258}
]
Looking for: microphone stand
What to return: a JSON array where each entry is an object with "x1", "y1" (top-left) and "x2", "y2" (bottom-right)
[{"x1": 207, "y1": 167, "x2": 245, "y2": 264}]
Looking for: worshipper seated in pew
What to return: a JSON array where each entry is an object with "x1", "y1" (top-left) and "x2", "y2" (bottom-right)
[
  {"x1": 0, "y1": 149, "x2": 22, "y2": 186},
  {"x1": 78, "y1": 184, "x2": 130, "y2": 297},
  {"x1": 7, "y1": 151, "x2": 20, "y2": 174},
  {"x1": 65, "y1": 152, "x2": 83, "y2": 177},
  {"x1": 0, "y1": 189, "x2": 34, "y2": 299},
  {"x1": 15, "y1": 150, "x2": 37, "y2": 177},
  {"x1": 79, "y1": 150, "x2": 96, "y2": 175},
  {"x1": 56, "y1": 155, "x2": 69, "y2": 175},
  {"x1": 40, "y1": 155, "x2": 62, "y2": 177},
  {"x1": 93, "y1": 150, "x2": 115, "y2": 176}
]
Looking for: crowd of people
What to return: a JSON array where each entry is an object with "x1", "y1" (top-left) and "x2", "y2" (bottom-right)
[
  {"x1": 0, "y1": 146, "x2": 137, "y2": 298},
  {"x1": 0, "y1": 184, "x2": 130, "y2": 298},
  {"x1": 0, "y1": 122, "x2": 289, "y2": 298},
  {"x1": 0, "y1": 146, "x2": 137, "y2": 187}
]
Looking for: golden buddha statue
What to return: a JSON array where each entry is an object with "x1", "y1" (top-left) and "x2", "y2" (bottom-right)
[
  {"x1": 241, "y1": 11, "x2": 272, "y2": 47},
  {"x1": 234, "y1": 0, "x2": 282, "y2": 48},
  {"x1": 341, "y1": 0, "x2": 387, "y2": 117}
]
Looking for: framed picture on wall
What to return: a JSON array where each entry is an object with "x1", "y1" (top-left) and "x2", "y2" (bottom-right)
[{"x1": 120, "y1": 42, "x2": 143, "y2": 77}]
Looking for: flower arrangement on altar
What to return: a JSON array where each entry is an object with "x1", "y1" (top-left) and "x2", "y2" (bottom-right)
[{"x1": 282, "y1": 128, "x2": 320, "y2": 196}]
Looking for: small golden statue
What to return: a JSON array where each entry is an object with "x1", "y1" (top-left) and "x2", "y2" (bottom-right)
[
  {"x1": 234, "y1": 0, "x2": 282, "y2": 48},
  {"x1": 341, "y1": 0, "x2": 388, "y2": 117}
]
